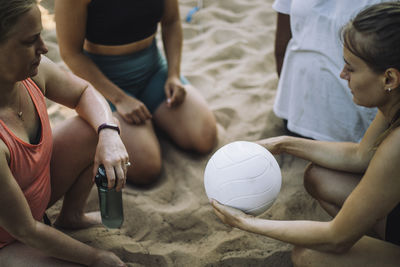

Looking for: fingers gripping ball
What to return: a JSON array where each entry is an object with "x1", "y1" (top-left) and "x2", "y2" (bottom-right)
[{"x1": 204, "y1": 141, "x2": 282, "y2": 216}]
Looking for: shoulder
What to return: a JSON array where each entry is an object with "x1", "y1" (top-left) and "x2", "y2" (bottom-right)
[
  {"x1": 364, "y1": 127, "x2": 400, "y2": 206},
  {"x1": 31, "y1": 56, "x2": 60, "y2": 95},
  {"x1": 371, "y1": 127, "x2": 400, "y2": 172},
  {"x1": 379, "y1": 127, "x2": 400, "y2": 154}
]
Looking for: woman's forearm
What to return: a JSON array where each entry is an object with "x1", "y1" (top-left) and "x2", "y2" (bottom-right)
[
  {"x1": 74, "y1": 85, "x2": 116, "y2": 131},
  {"x1": 278, "y1": 136, "x2": 366, "y2": 172},
  {"x1": 241, "y1": 218, "x2": 350, "y2": 253},
  {"x1": 20, "y1": 221, "x2": 97, "y2": 266}
]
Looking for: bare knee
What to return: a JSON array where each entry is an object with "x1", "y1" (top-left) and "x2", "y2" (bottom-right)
[
  {"x1": 194, "y1": 121, "x2": 217, "y2": 154},
  {"x1": 126, "y1": 150, "x2": 162, "y2": 185},
  {"x1": 303, "y1": 163, "x2": 323, "y2": 199},
  {"x1": 53, "y1": 116, "x2": 97, "y2": 150},
  {"x1": 182, "y1": 116, "x2": 217, "y2": 154}
]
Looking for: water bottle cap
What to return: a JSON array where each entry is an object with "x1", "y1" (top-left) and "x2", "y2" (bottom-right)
[{"x1": 95, "y1": 165, "x2": 108, "y2": 188}]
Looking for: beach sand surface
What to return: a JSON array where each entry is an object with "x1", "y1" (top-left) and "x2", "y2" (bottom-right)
[{"x1": 40, "y1": 0, "x2": 329, "y2": 266}]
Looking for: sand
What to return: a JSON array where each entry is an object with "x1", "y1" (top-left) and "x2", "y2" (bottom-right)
[{"x1": 40, "y1": 0, "x2": 329, "y2": 266}]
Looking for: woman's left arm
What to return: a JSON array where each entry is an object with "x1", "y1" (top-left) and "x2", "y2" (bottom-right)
[
  {"x1": 33, "y1": 56, "x2": 129, "y2": 189},
  {"x1": 213, "y1": 201, "x2": 338, "y2": 251},
  {"x1": 161, "y1": 0, "x2": 186, "y2": 107},
  {"x1": 213, "y1": 130, "x2": 400, "y2": 253}
]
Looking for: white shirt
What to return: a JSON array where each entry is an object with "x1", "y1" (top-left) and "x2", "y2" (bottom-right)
[{"x1": 272, "y1": 0, "x2": 385, "y2": 142}]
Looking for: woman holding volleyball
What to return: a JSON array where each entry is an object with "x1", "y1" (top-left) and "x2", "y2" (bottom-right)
[{"x1": 212, "y1": 2, "x2": 400, "y2": 266}]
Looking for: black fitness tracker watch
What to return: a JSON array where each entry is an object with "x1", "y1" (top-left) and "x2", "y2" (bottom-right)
[{"x1": 97, "y1": 123, "x2": 120, "y2": 135}]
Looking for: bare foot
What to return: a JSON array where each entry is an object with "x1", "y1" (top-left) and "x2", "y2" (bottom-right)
[{"x1": 54, "y1": 211, "x2": 102, "y2": 230}]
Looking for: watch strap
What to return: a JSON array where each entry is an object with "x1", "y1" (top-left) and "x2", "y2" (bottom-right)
[{"x1": 97, "y1": 123, "x2": 120, "y2": 135}]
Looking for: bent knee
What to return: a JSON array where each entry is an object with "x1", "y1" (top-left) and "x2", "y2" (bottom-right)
[
  {"x1": 127, "y1": 153, "x2": 162, "y2": 185},
  {"x1": 54, "y1": 116, "x2": 97, "y2": 143},
  {"x1": 127, "y1": 160, "x2": 161, "y2": 185},
  {"x1": 183, "y1": 117, "x2": 217, "y2": 154},
  {"x1": 194, "y1": 124, "x2": 217, "y2": 154},
  {"x1": 303, "y1": 163, "x2": 323, "y2": 198}
]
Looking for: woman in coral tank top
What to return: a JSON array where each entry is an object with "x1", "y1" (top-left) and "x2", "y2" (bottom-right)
[{"x1": 0, "y1": 0, "x2": 128, "y2": 266}]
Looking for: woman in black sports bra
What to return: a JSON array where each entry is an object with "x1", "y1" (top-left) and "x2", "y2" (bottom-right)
[
  {"x1": 55, "y1": 0, "x2": 217, "y2": 185},
  {"x1": 212, "y1": 2, "x2": 400, "y2": 266}
]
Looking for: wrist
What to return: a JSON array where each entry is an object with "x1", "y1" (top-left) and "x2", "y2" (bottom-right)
[
  {"x1": 97, "y1": 123, "x2": 120, "y2": 135},
  {"x1": 167, "y1": 73, "x2": 180, "y2": 81},
  {"x1": 239, "y1": 216, "x2": 254, "y2": 231},
  {"x1": 111, "y1": 89, "x2": 128, "y2": 105},
  {"x1": 277, "y1": 135, "x2": 292, "y2": 153}
]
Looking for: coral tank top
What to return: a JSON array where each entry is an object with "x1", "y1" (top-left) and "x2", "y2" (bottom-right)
[{"x1": 0, "y1": 78, "x2": 52, "y2": 248}]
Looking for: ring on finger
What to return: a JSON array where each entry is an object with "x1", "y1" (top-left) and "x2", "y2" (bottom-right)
[{"x1": 125, "y1": 162, "x2": 131, "y2": 167}]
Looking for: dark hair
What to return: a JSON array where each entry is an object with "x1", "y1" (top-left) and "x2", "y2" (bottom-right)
[
  {"x1": 341, "y1": 2, "x2": 400, "y2": 147},
  {"x1": 0, "y1": 0, "x2": 37, "y2": 43}
]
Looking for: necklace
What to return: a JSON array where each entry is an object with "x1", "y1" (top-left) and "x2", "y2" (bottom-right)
[{"x1": 17, "y1": 83, "x2": 23, "y2": 120}]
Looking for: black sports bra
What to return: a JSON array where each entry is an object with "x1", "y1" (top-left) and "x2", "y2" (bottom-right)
[{"x1": 86, "y1": 0, "x2": 164, "y2": 46}]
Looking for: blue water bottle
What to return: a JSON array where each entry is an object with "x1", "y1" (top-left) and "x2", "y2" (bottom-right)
[{"x1": 95, "y1": 165, "x2": 124, "y2": 228}]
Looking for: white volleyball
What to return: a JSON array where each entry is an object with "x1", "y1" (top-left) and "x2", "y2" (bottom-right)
[{"x1": 204, "y1": 141, "x2": 282, "y2": 216}]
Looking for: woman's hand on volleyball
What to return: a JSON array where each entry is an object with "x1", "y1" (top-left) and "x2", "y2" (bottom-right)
[
  {"x1": 211, "y1": 199, "x2": 252, "y2": 230},
  {"x1": 256, "y1": 136, "x2": 288, "y2": 154},
  {"x1": 165, "y1": 76, "x2": 186, "y2": 108},
  {"x1": 115, "y1": 96, "x2": 152, "y2": 124}
]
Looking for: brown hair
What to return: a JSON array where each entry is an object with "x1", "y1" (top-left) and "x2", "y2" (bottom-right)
[
  {"x1": 0, "y1": 0, "x2": 37, "y2": 43},
  {"x1": 341, "y1": 2, "x2": 400, "y2": 146}
]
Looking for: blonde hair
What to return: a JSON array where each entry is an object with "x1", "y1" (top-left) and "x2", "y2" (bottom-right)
[{"x1": 0, "y1": 0, "x2": 37, "y2": 43}]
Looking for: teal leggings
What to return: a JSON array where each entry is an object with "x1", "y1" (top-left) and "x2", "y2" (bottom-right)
[{"x1": 84, "y1": 40, "x2": 189, "y2": 113}]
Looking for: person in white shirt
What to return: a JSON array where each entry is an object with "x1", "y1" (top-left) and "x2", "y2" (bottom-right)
[{"x1": 272, "y1": 0, "x2": 388, "y2": 142}]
